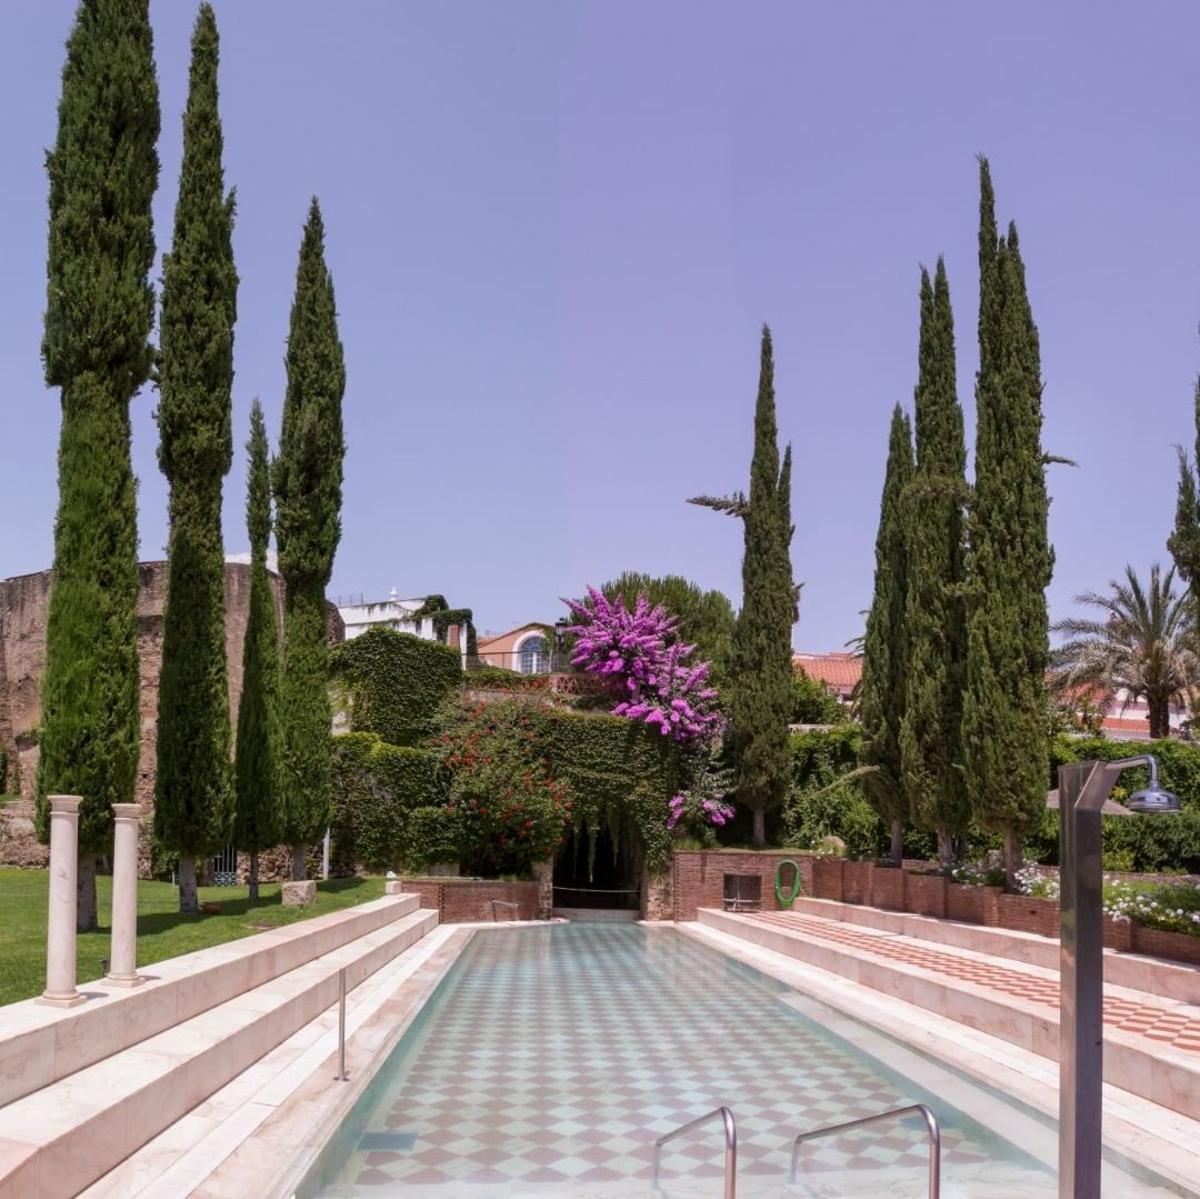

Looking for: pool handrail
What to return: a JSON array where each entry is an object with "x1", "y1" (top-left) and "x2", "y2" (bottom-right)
[
  {"x1": 788, "y1": 1102, "x2": 940, "y2": 1195},
  {"x1": 652, "y1": 1105, "x2": 736, "y2": 1198}
]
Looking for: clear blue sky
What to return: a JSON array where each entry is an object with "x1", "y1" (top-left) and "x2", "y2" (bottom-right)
[{"x1": 1, "y1": 2, "x2": 1197, "y2": 647}]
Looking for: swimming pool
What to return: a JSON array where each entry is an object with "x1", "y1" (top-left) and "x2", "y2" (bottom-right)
[{"x1": 298, "y1": 922, "x2": 1188, "y2": 1197}]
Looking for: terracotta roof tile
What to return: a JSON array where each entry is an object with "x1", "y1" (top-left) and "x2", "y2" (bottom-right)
[{"x1": 793, "y1": 652, "x2": 862, "y2": 692}]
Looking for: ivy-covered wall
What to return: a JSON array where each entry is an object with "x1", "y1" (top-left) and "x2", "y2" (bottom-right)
[
  {"x1": 412, "y1": 594, "x2": 477, "y2": 655},
  {"x1": 330, "y1": 625, "x2": 462, "y2": 746},
  {"x1": 537, "y1": 707, "x2": 681, "y2": 875},
  {"x1": 329, "y1": 731, "x2": 452, "y2": 872}
]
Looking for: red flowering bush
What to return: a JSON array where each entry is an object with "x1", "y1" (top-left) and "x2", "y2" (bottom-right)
[{"x1": 435, "y1": 700, "x2": 572, "y2": 877}]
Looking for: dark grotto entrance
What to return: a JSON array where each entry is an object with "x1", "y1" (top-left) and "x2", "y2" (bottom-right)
[{"x1": 552, "y1": 827, "x2": 642, "y2": 911}]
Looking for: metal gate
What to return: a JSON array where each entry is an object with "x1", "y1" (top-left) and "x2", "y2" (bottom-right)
[{"x1": 211, "y1": 845, "x2": 238, "y2": 887}]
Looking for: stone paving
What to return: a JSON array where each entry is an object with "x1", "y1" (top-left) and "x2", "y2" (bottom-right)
[{"x1": 747, "y1": 911, "x2": 1200, "y2": 1053}]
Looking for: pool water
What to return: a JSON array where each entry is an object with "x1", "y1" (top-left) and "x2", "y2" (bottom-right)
[{"x1": 299, "y1": 923, "x2": 1186, "y2": 1197}]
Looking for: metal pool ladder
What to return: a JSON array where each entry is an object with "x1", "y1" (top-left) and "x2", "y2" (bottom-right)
[
  {"x1": 788, "y1": 1103, "x2": 941, "y2": 1197},
  {"x1": 653, "y1": 1106, "x2": 737, "y2": 1199}
]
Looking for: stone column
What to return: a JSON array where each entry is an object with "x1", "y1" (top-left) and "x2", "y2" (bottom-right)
[
  {"x1": 39, "y1": 795, "x2": 85, "y2": 1008},
  {"x1": 106, "y1": 804, "x2": 144, "y2": 986},
  {"x1": 533, "y1": 859, "x2": 554, "y2": 920}
]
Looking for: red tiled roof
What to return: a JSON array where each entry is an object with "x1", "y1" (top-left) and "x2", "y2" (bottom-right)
[
  {"x1": 793, "y1": 652, "x2": 862, "y2": 692},
  {"x1": 1099, "y1": 715, "x2": 1152, "y2": 740}
]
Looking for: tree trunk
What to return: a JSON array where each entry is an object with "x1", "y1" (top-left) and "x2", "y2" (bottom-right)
[
  {"x1": 936, "y1": 828, "x2": 954, "y2": 872},
  {"x1": 751, "y1": 807, "x2": 766, "y2": 848},
  {"x1": 248, "y1": 849, "x2": 259, "y2": 903},
  {"x1": 1003, "y1": 830, "x2": 1022, "y2": 891},
  {"x1": 76, "y1": 850, "x2": 98, "y2": 933},
  {"x1": 889, "y1": 819, "x2": 903, "y2": 867},
  {"x1": 1149, "y1": 699, "x2": 1169, "y2": 741},
  {"x1": 178, "y1": 855, "x2": 199, "y2": 914},
  {"x1": 290, "y1": 843, "x2": 307, "y2": 881}
]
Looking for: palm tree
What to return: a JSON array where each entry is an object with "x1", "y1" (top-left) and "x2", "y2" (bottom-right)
[{"x1": 1051, "y1": 564, "x2": 1199, "y2": 739}]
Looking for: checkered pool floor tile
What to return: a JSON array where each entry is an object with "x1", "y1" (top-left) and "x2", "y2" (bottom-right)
[{"x1": 312, "y1": 924, "x2": 1048, "y2": 1193}]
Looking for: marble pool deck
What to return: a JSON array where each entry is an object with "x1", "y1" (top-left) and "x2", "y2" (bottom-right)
[{"x1": 85, "y1": 917, "x2": 1200, "y2": 1199}]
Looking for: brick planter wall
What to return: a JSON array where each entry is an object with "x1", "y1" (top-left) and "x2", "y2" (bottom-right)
[
  {"x1": 993, "y1": 892, "x2": 1059, "y2": 938},
  {"x1": 946, "y1": 883, "x2": 985, "y2": 924},
  {"x1": 401, "y1": 878, "x2": 540, "y2": 923},
  {"x1": 1133, "y1": 924, "x2": 1200, "y2": 965},
  {"x1": 670, "y1": 851, "x2": 815, "y2": 921},
  {"x1": 870, "y1": 866, "x2": 906, "y2": 910},
  {"x1": 1103, "y1": 915, "x2": 1134, "y2": 952},
  {"x1": 905, "y1": 872, "x2": 948, "y2": 918},
  {"x1": 811, "y1": 857, "x2": 844, "y2": 902},
  {"x1": 841, "y1": 860, "x2": 874, "y2": 906}
]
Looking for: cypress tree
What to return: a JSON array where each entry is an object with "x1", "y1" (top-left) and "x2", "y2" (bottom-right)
[
  {"x1": 962, "y1": 160, "x2": 1054, "y2": 883},
  {"x1": 859, "y1": 404, "x2": 913, "y2": 865},
  {"x1": 275, "y1": 200, "x2": 346, "y2": 879},
  {"x1": 1168, "y1": 379, "x2": 1200, "y2": 628},
  {"x1": 233, "y1": 401, "x2": 281, "y2": 901},
  {"x1": 154, "y1": 3, "x2": 237, "y2": 913},
  {"x1": 691, "y1": 327, "x2": 795, "y2": 845},
  {"x1": 900, "y1": 260, "x2": 969, "y2": 868},
  {"x1": 38, "y1": 0, "x2": 160, "y2": 932}
]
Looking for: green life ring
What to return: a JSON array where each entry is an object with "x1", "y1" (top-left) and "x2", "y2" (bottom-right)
[{"x1": 774, "y1": 859, "x2": 803, "y2": 909}]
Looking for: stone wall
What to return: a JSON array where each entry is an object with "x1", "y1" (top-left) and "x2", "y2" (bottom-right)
[{"x1": 0, "y1": 561, "x2": 343, "y2": 876}]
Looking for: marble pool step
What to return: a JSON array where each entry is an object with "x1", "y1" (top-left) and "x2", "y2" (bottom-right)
[
  {"x1": 0, "y1": 905, "x2": 438, "y2": 1199},
  {"x1": 0, "y1": 891, "x2": 424, "y2": 1111},
  {"x1": 781, "y1": 894, "x2": 1200, "y2": 1006},
  {"x1": 697, "y1": 907, "x2": 1200, "y2": 1123}
]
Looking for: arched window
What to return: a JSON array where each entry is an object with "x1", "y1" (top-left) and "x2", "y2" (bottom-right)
[{"x1": 518, "y1": 634, "x2": 548, "y2": 674}]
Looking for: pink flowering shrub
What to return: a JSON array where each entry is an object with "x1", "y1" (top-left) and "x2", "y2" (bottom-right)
[
  {"x1": 562, "y1": 587, "x2": 722, "y2": 744},
  {"x1": 666, "y1": 754, "x2": 735, "y2": 846}
]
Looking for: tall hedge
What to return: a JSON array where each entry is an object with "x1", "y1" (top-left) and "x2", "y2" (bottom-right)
[
  {"x1": 331, "y1": 625, "x2": 462, "y2": 746},
  {"x1": 37, "y1": 0, "x2": 160, "y2": 932},
  {"x1": 329, "y1": 732, "x2": 447, "y2": 872}
]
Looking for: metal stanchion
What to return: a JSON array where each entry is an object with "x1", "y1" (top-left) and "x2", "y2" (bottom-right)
[{"x1": 336, "y1": 967, "x2": 348, "y2": 1081}]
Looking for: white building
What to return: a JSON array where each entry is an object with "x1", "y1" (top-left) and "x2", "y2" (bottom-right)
[{"x1": 337, "y1": 589, "x2": 439, "y2": 641}]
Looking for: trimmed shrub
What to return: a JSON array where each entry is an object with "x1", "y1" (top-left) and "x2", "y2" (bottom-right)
[
  {"x1": 401, "y1": 806, "x2": 463, "y2": 872},
  {"x1": 330, "y1": 732, "x2": 447, "y2": 871},
  {"x1": 331, "y1": 626, "x2": 461, "y2": 747}
]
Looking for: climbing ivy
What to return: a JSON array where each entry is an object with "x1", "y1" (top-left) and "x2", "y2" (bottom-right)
[
  {"x1": 329, "y1": 731, "x2": 447, "y2": 871},
  {"x1": 438, "y1": 699, "x2": 682, "y2": 878},
  {"x1": 411, "y1": 594, "x2": 476, "y2": 654},
  {"x1": 330, "y1": 625, "x2": 462, "y2": 746}
]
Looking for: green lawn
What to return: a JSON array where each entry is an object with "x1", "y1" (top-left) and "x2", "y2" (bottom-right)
[{"x1": 0, "y1": 868, "x2": 384, "y2": 1007}]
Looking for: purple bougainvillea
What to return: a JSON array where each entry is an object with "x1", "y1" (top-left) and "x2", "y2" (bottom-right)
[{"x1": 562, "y1": 587, "x2": 722, "y2": 744}]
